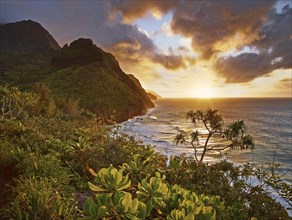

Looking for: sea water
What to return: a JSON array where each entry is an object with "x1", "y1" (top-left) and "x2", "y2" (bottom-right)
[{"x1": 122, "y1": 98, "x2": 292, "y2": 183}]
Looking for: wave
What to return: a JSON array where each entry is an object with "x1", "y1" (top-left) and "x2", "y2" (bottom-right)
[{"x1": 121, "y1": 98, "x2": 292, "y2": 184}]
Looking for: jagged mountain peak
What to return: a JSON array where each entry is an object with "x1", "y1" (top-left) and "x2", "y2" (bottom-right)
[
  {"x1": 0, "y1": 20, "x2": 154, "y2": 122},
  {"x1": 0, "y1": 20, "x2": 60, "y2": 55}
]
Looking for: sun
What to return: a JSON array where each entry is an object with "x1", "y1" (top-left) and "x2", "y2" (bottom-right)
[{"x1": 193, "y1": 87, "x2": 215, "y2": 98}]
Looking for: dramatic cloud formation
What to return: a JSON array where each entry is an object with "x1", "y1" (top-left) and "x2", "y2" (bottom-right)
[
  {"x1": 215, "y1": 5, "x2": 292, "y2": 83},
  {"x1": 112, "y1": 0, "x2": 291, "y2": 84},
  {"x1": 170, "y1": 1, "x2": 276, "y2": 59},
  {"x1": 1, "y1": 0, "x2": 291, "y2": 96},
  {"x1": 114, "y1": 0, "x2": 273, "y2": 58},
  {"x1": 1, "y1": 0, "x2": 187, "y2": 73}
]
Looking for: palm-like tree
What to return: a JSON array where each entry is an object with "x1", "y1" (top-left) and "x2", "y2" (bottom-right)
[{"x1": 175, "y1": 108, "x2": 254, "y2": 162}]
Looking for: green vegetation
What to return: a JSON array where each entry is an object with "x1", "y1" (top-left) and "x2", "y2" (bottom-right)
[
  {"x1": 0, "y1": 85, "x2": 291, "y2": 219},
  {"x1": 1, "y1": 20, "x2": 153, "y2": 123},
  {"x1": 175, "y1": 109, "x2": 254, "y2": 162},
  {"x1": 0, "y1": 44, "x2": 153, "y2": 122}
]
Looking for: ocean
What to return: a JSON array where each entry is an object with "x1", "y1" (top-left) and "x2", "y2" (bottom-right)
[{"x1": 122, "y1": 98, "x2": 292, "y2": 183}]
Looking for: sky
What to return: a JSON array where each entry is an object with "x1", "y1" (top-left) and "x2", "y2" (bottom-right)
[{"x1": 1, "y1": 0, "x2": 291, "y2": 98}]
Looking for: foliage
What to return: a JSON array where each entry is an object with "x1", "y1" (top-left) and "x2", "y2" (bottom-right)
[
  {"x1": 165, "y1": 184, "x2": 226, "y2": 220},
  {"x1": 137, "y1": 172, "x2": 168, "y2": 208},
  {"x1": 45, "y1": 63, "x2": 152, "y2": 122},
  {"x1": 0, "y1": 84, "x2": 36, "y2": 120},
  {"x1": 1, "y1": 36, "x2": 154, "y2": 123},
  {"x1": 0, "y1": 87, "x2": 290, "y2": 219},
  {"x1": 83, "y1": 191, "x2": 151, "y2": 220},
  {"x1": 88, "y1": 165, "x2": 131, "y2": 197},
  {"x1": 1, "y1": 176, "x2": 79, "y2": 219},
  {"x1": 83, "y1": 167, "x2": 229, "y2": 220},
  {"x1": 175, "y1": 108, "x2": 255, "y2": 162},
  {"x1": 224, "y1": 120, "x2": 255, "y2": 149},
  {"x1": 122, "y1": 153, "x2": 158, "y2": 185}
]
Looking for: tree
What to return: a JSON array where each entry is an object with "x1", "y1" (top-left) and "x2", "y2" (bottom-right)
[{"x1": 175, "y1": 108, "x2": 255, "y2": 162}]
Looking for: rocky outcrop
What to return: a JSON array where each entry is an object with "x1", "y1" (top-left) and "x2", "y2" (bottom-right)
[
  {"x1": 147, "y1": 92, "x2": 158, "y2": 100},
  {"x1": 146, "y1": 90, "x2": 162, "y2": 99}
]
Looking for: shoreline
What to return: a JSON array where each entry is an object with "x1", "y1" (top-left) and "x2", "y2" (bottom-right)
[
  {"x1": 120, "y1": 103, "x2": 292, "y2": 216},
  {"x1": 120, "y1": 123, "x2": 292, "y2": 216}
]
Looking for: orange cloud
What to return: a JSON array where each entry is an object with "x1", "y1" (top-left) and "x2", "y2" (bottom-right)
[{"x1": 112, "y1": 1, "x2": 178, "y2": 23}]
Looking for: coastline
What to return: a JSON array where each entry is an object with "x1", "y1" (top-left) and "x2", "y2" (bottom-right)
[
  {"x1": 120, "y1": 99, "x2": 292, "y2": 216},
  {"x1": 121, "y1": 119, "x2": 292, "y2": 216}
]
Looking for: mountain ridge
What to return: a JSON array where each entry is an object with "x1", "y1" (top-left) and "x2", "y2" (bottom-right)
[
  {"x1": 0, "y1": 20, "x2": 153, "y2": 122},
  {"x1": 0, "y1": 20, "x2": 60, "y2": 55}
]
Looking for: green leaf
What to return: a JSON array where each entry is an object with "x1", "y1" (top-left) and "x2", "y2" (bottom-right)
[
  {"x1": 115, "y1": 170, "x2": 123, "y2": 185},
  {"x1": 185, "y1": 213, "x2": 195, "y2": 220},
  {"x1": 97, "y1": 206, "x2": 107, "y2": 218},
  {"x1": 83, "y1": 197, "x2": 94, "y2": 215},
  {"x1": 121, "y1": 193, "x2": 132, "y2": 212},
  {"x1": 88, "y1": 182, "x2": 107, "y2": 192},
  {"x1": 88, "y1": 200, "x2": 99, "y2": 217}
]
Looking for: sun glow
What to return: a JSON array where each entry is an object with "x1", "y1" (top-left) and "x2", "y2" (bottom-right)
[{"x1": 193, "y1": 87, "x2": 215, "y2": 98}]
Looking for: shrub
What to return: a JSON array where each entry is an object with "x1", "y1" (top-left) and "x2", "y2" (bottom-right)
[
  {"x1": 83, "y1": 166, "x2": 232, "y2": 219},
  {"x1": 1, "y1": 176, "x2": 79, "y2": 219}
]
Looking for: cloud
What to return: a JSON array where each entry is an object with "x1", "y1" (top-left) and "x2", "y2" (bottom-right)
[
  {"x1": 275, "y1": 78, "x2": 292, "y2": 89},
  {"x1": 214, "y1": 53, "x2": 274, "y2": 83},
  {"x1": 1, "y1": 1, "x2": 187, "y2": 71},
  {"x1": 177, "y1": 46, "x2": 189, "y2": 53},
  {"x1": 214, "y1": 5, "x2": 292, "y2": 83},
  {"x1": 252, "y1": 5, "x2": 292, "y2": 69},
  {"x1": 2, "y1": 0, "x2": 290, "y2": 85},
  {"x1": 161, "y1": 21, "x2": 174, "y2": 37},
  {"x1": 151, "y1": 53, "x2": 186, "y2": 70},
  {"x1": 170, "y1": 1, "x2": 276, "y2": 59},
  {"x1": 112, "y1": 0, "x2": 288, "y2": 84},
  {"x1": 106, "y1": 30, "x2": 188, "y2": 71},
  {"x1": 111, "y1": 0, "x2": 178, "y2": 23},
  {"x1": 112, "y1": 0, "x2": 277, "y2": 60},
  {"x1": 118, "y1": 56, "x2": 162, "y2": 85}
]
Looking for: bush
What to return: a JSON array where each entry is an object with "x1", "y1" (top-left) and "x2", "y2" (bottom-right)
[
  {"x1": 83, "y1": 166, "x2": 233, "y2": 219},
  {"x1": 0, "y1": 87, "x2": 290, "y2": 219},
  {"x1": 1, "y1": 176, "x2": 79, "y2": 219}
]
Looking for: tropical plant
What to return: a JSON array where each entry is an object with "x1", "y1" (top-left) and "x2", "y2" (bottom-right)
[
  {"x1": 83, "y1": 166, "x2": 231, "y2": 220},
  {"x1": 136, "y1": 172, "x2": 169, "y2": 209},
  {"x1": 165, "y1": 184, "x2": 226, "y2": 220},
  {"x1": 0, "y1": 86, "x2": 290, "y2": 219},
  {"x1": 175, "y1": 108, "x2": 255, "y2": 162},
  {"x1": 122, "y1": 154, "x2": 156, "y2": 184},
  {"x1": 83, "y1": 192, "x2": 151, "y2": 219},
  {"x1": 87, "y1": 165, "x2": 131, "y2": 197}
]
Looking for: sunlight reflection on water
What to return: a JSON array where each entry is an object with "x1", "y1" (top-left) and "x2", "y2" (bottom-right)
[{"x1": 122, "y1": 98, "x2": 292, "y2": 183}]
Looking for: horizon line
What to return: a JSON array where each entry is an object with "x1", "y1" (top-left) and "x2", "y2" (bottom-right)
[{"x1": 157, "y1": 96, "x2": 292, "y2": 99}]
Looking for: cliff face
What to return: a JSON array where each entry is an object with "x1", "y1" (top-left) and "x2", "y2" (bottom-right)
[
  {"x1": 147, "y1": 92, "x2": 158, "y2": 100},
  {"x1": 0, "y1": 20, "x2": 153, "y2": 122},
  {"x1": 146, "y1": 90, "x2": 162, "y2": 99}
]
